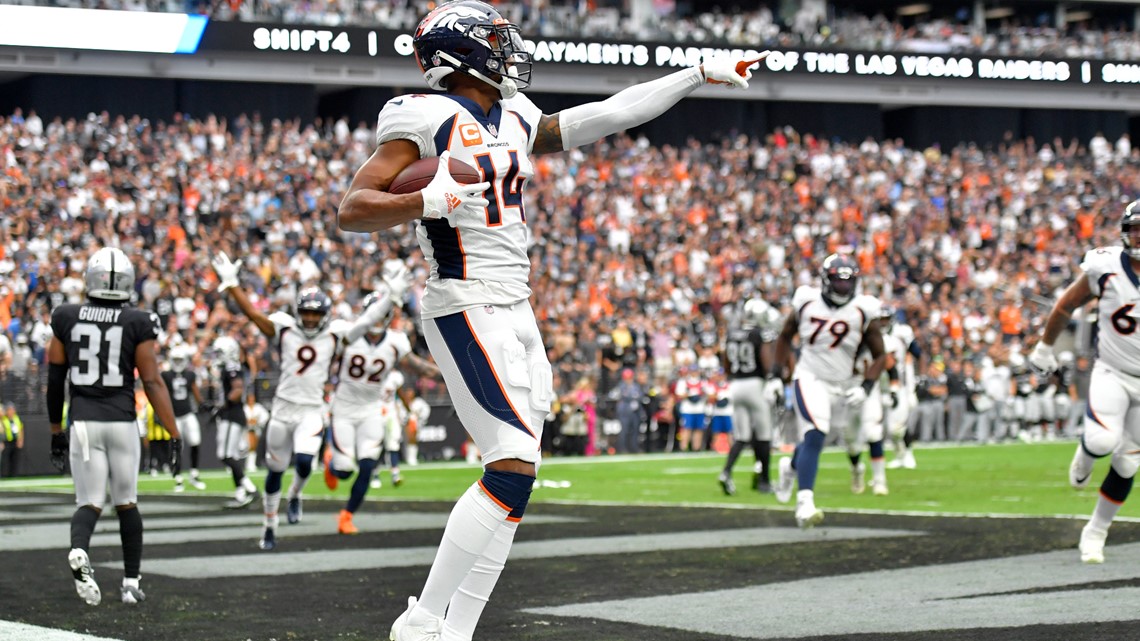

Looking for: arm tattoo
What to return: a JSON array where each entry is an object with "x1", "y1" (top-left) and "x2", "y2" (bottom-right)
[
  {"x1": 532, "y1": 113, "x2": 565, "y2": 155},
  {"x1": 404, "y1": 353, "x2": 440, "y2": 377}
]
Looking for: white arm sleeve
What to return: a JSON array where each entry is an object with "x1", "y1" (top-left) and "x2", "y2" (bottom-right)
[
  {"x1": 558, "y1": 67, "x2": 704, "y2": 150},
  {"x1": 342, "y1": 300, "x2": 393, "y2": 345}
]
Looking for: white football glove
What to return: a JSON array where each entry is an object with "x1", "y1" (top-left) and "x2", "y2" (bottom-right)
[
  {"x1": 845, "y1": 385, "x2": 868, "y2": 408},
  {"x1": 420, "y1": 150, "x2": 491, "y2": 227},
  {"x1": 702, "y1": 52, "x2": 769, "y2": 89},
  {"x1": 763, "y1": 378, "x2": 784, "y2": 408},
  {"x1": 381, "y1": 261, "x2": 411, "y2": 305},
  {"x1": 212, "y1": 252, "x2": 242, "y2": 292},
  {"x1": 1028, "y1": 342, "x2": 1059, "y2": 375}
]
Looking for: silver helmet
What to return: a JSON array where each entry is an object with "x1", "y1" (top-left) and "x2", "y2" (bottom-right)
[
  {"x1": 211, "y1": 336, "x2": 241, "y2": 365},
  {"x1": 85, "y1": 247, "x2": 135, "y2": 302}
]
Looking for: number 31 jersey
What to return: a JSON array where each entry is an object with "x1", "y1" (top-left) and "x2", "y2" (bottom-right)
[
  {"x1": 51, "y1": 303, "x2": 160, "y2": 422},
  {"x1": 375, "y1": 92, "x2": 542, "y2": 320},
  {"x1": 792, "y1": 286, "x2": 882, "y2": 383},
  {"x1": 1082, "y1": 246, "x2": 1140, "y2": 376},
  {"x1": 332, "y1": 330, "x2": 412, "y2": 412}
]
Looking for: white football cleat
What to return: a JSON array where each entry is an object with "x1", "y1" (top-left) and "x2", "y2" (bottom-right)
[
  {"x1": 68, "y1": 548, "x2": 101, "y2": 606},
  {"x1": 902, "y1": 451, "x2": 917, "y2": 469},
  {"x1": 1069, "y1": 446, "x2": 1093, "y2": 489},
  {"x1": 1079, "y1": 524, "x2": 1107, "y2": 564},
  {"x1": 851, "y1": 462, "x2": 866, "y2": 494},
  {"x1": 871, "y1": 479, "x2": 889, "y2": 496},
  {"x1": 774, "y1": 457, "x2": 795, "y2": 504},
  {"x1": 189, "y1": 477, "x2": 208, "y2": 491},
  {"x1": 121, "y1": 580, "x2": 146, "y2": 605},
  {"x1": 390, "y1": 596, "x2": 443, "y2": 641},
  {"x1": 886, "y1": 457, "x2": 905, "y2": 470},
  {"x1": 795, "y1": 497, "x2": 824, "y2": 530}
]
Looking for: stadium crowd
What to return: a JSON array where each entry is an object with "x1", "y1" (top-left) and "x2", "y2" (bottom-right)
[
  {"x1": 0, "y1": 106, "x2": 1128, "y2": 458},
  {"x1": 16, "y1": 0, "x2": 1140, "y2": 61}
]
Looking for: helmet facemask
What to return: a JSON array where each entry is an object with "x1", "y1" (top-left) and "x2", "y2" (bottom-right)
[{"x1": 416, "y1": 2, "x2": 533, "y2": 99}]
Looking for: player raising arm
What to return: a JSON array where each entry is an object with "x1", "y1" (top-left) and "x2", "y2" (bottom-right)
[
  {"x1": 48, "y1": 247, "x2": 181, "y2": 606},
  {"x1": 211, "y1": 252, "x2": 410, "y2": 551},
  {"x1": 1029, "y1": 201, "x2": 1140, "y2": 564},
  {"x1": 335, "y1": 2, "x2": 766, "y2": 640}
]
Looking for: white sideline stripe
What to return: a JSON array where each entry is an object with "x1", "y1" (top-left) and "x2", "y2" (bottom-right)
[
  {"x1": 0, "y1": 620, "x2": 124, "y2": 641},
  {"x1": 0, "y1": 500, "x2": 232, "y2": 522},
  {"x1": 5, "y1": 512, "x2": 582, "y2": 551},
  {"x1": 132, "y1": 526, "x2": 923, "y2": 578},
  {"x1": 524, "y1": 541, "x2": 1140, "y2": 638}
]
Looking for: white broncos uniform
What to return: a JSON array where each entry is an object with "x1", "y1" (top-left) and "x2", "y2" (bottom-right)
[
  {"x1": 844, "y1": 333, "x2": 899, "y2": 450},
  {"x1": 886, "y1": 322, "x2": 916, "y2": 436},
  {"x1": 375, "y1": 92, "x2": 554, "y2": 465},
  {"x1": 1078, "y1": 246, "x2": 1140, "y2": 477},
  {"x1": 329, "y1": 330, "x2": 412, "y2": 472},
  {"x1": 264, "y1": 313, "x2": 345, "y2": 472},
  {"x1": 790, "y1": 286, "x2": 882, "y2": 438}
]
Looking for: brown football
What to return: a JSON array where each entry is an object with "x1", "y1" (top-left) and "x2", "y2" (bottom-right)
[{"x1": 388, "y1": 157, "x2": 483, "y2": 194}]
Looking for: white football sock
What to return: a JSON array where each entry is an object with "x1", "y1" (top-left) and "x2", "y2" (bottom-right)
[
  {"x1": 287, "y1": 475, "x2": 310, "y2": 500},
  {"x1": 264, "y1": 491, "x2": 281, "y2": 530},
  {"x1": 870, "y1": 458, "x2": 886, "y2": 484},
  {"x1": 409, "y1": 483, "x2": 507, "y2": 625},
  {"x1": 442, "y1": 520, "x2": 519, "y2": 641},
  {"x1": 1090, "y1": 495, "x2": 1123, "y2": 532}
]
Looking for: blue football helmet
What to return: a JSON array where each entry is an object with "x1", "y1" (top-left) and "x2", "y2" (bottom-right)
[
  {"x1": 295, "y1": 288, "x2": 332, "y2": 338},
  {"x1": 413, "y1": 0, "x2": 533, "y2": 99},
  {"x1": 820, "y1": 253, "x2": 859, "y2": 308},
  {"x1": 1124, "y1": 200, "x2": 1140, "y2": 259}
]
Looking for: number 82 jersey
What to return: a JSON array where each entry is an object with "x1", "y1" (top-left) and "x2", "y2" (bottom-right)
[
  {"x1": 375, "y1": 92, "x2": 542, "y2": 319},
  {"x1": 792, "y1": 286, "x2": 882, "y2": 383}
]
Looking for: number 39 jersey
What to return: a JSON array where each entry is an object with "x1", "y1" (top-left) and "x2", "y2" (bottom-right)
[
  {"x1": 724, "y1": 326, "x2": 769, "y2": 379},
  {"x1": 1082, "y1": 246, "x2": 1140, "y2": 376},
  {"x1": 271, "y1": 312, "x2": 341, "y2": 407},
  {"x1": 51, "y1": 303, "x2": 160, "y2": 422},
  {"x1": 332, "y1": 330, "x2": 412, "y2": 411},
  {"x1": 792, "y1": 286, "x2": 882, "y2": 384},
  {"x1": 375, "y1": 92, "x2": 542, "y2": 320}
]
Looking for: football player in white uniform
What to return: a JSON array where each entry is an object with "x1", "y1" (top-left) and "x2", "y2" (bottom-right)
[
  {"x1": 1029, "y1": 201, "x2": 1140, "y2": 564},
  {"x1": 883, "y1": 308, "x2": 920, "y2": 469},
  {"x1": 773, "y1": 254, "x2": 887, "y2": 528},
  {"x1": 211, "y1": 254, "x2": 409, "y2": 551},
  {"x1": 324, "y1": 293, "x2": 439, "y2": 535},
  {"x1": 336, "y1": 2, "x2": 766, "y2": 638},
  {"x1": 846, "y1": 309, "x2": 902, "y2": 496}
]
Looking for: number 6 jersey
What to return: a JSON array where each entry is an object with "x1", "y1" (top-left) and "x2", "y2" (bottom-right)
[
  {"x1": 792, "y1": 285, "x2": 883, "y2": 383},
  {"x1": 51, "y1": 303, "x2": 160, "y2": 422},
  {"x1": 375, "y1": 92, "x2": 541, "y2": 319},
  {"x1": 1081, "y1": 246, "x2": 1140, "y2": 377}
]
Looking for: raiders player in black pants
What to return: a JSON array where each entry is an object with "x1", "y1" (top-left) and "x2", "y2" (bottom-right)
[
  {"x1": 718, "y1": 298, "x2": 783, "y2": 495},
  {"x1": 48, "y1": 247, "x2": 182, "y2": 606}
]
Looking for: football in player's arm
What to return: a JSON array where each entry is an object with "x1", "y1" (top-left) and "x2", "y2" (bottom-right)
[{"x1": 334, "y1": 2, "x2": 767, "y2": 639}]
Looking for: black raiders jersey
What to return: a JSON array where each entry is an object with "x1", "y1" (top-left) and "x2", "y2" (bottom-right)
[
  {"x1": 724, "y1": 326, "x2": 769, "y2": 380},
  {"x1": 218, "y1": 362, "x2": 246, "y2": 425},
  {"x1": 51, "y1": 303, "x2": 160, "y2": 422},
  {"x1": 1012, "y1": 366, "x2": 1034, "y2": 397},
  {"x1": 161, "y1": 369, "x2": 197, "y2": 417},
  {"x1": 1054, "y1": 364, "x2": 1075, "y2": 391}
]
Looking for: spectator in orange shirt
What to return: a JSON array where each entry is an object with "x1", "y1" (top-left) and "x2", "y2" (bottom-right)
[{"x1": 999, "y1": 299, "x2": 1024, "y2": 344}]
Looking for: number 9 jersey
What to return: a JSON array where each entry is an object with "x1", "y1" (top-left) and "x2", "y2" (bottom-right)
[
  {"x1": 792, "y1": 285, "x2": 882, "y2": 383},
  {"x1": 1081, "y1": 246, "x2": 1140, "y2": 377},
  {"x1": 375, "y1": 92, "x2": 541, "y2": 319}
]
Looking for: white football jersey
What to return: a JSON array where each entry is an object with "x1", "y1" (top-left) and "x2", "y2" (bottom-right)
[
  {"x1": 271, "y1": 312, "x2": 342, "y2": 406},
  {"x1": 1082, "y1": 246, "x2": 1140, "y2": 376},
  {"x1": 332, "y1": 330, "x2": 412, "y2": 409},
  {"x1": 888, "y1": 322, "x2": 917, "y2": 391},
  {"x1": 792, "y1": 286, "x2": 882, "y2": 383},
  {"x1": 375, "y1": 92, "x2": 543, "y2": 319}
]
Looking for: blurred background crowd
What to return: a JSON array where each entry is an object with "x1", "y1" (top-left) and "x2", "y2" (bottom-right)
[
  {"x1": 0, "y1": 105, "x2": 1123, "y2": 458},
  {"x1": 11, "y1": 0, "x2": 1140, "y2": 60}
]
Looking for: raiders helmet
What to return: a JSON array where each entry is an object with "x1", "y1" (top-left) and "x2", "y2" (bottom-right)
[
  {"x1": 879, "y1": 305, "x2": 895, "y2": 333},
  {"x1": 85, "y1": 247, "x2": 135, "y2": 302},
  {"x1": 212, "y1": 336, "x2": 241, "y2": 365}
]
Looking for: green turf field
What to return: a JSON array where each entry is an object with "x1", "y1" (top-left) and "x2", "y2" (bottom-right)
[{"x1": 3, "y1": 441, "x2": 1133, "y2": 519}]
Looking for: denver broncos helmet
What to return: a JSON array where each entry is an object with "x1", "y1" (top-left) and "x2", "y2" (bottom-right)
[
  {"x1": 413, "y1": 0, "x2": 533, "y2": 99},
  {"x1": 820, "y1": 253, "x2": 859, "y2": 307},
  {"x1": 295, "y1": 288, "x2": 332, "y2": 338},
  {"x1": 1124, "y1": 200, "x2": 1140, "y2": 259}
]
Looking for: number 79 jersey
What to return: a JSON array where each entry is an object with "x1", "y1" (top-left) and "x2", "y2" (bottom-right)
[
  {"x1": 792, "y1": 286, "x2": 882, "y2": 383},
  {"x1": 332, "y1": 330, "x2": 412, "y2": 412},
  {"x1": 1082, "y1": 246, "x2": 1140, "y2": 376},
  {"x1": 375, "y1": 92, "x2": 541, "y2": 319}
]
